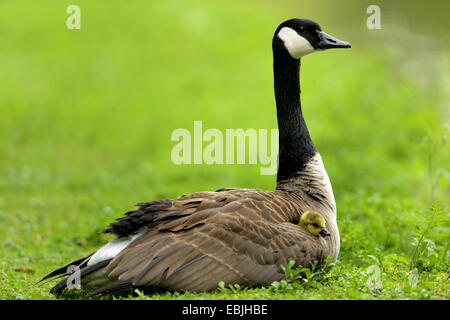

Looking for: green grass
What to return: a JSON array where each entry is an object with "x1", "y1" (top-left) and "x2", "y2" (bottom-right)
[{"x1": 0, "y1": 1, "x2": 449, "y2": 300}]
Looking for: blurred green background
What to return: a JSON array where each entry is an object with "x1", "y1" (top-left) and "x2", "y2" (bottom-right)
[{"x1": 0, "y1": 0, "x2": 448, "y2": 299}]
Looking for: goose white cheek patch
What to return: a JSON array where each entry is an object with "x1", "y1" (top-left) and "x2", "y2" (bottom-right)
[{"x1": 278, "y1": 27, "x2": 314, "y2": 59}]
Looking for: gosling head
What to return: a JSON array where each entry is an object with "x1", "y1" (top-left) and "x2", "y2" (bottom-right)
[
  {"x1": 273, "y1": 18, "x2": 351, "y2": 59},
  {"x1": 299, "y1": 211, "x2": 331, "y2": 238}
]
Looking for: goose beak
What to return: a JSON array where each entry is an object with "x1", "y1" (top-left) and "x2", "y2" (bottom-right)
[
  {"x1": 319, "y1": 228, "x2": 331, "y2": 237},
  {"x1": 317, "y1": 31, "x2": 351, "y2": 49}
]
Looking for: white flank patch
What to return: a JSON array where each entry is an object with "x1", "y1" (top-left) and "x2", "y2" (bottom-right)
[
  {"x1": 87, "y1": 232, "x2": 144, "y2": 266},
  {"x1": 277, "y1": 27, "x2": 315, "y2": 59}
]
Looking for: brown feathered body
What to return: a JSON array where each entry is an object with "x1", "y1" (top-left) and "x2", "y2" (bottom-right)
[{"x1": 96, "y1": 184, "x2": 337, "y2": 292}]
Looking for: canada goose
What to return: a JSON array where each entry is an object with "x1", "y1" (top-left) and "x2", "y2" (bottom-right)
[{"x1": 40, "y1": 18, "x2": 350, "y2": 297}]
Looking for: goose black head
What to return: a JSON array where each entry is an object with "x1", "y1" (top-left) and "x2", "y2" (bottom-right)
[{"x1": 273, "y1": 18, "x2": 351, "y2": 59}]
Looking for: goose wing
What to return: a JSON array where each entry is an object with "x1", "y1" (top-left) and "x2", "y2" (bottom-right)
[{"x1": 99, "y1": 188, "x2": 328, "y2": 292}]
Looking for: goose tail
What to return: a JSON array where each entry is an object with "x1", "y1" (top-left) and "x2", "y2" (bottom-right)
[
  {"x1": 50, "y1": 258, "x2": 113, "y2": 294},
  {"x1": 36, "y1": 254, "x2": 93, "y2": 286}
]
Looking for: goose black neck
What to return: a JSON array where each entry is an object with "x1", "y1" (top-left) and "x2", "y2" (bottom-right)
[{"x1": 273, "y1": 47, "x2": 317, "y2": 183}]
